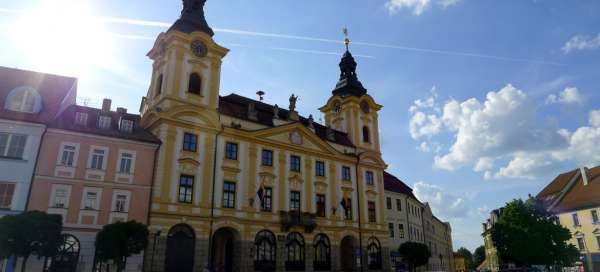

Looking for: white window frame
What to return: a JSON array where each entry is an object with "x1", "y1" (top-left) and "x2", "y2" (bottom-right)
[
  {"x1": 80, "y1": 187, "x2": 102, "y2": 210},
  {"x1": 87, "y1": 146, "x2": 109, "y2": 171},
  {"x1": 98, "y1": 115, "x2": 111, "y2": 129},
  {"x1": 74, "y1": 112, "x2": 89, "y2": 126},
  {"x1": 116, "y1": 150, "x2": 136, "y2": 174},
  {"x1": 111, "y1": 190, "x2": 131, "y2": 213},
  {"x1": 56, "y1": 142, "x2": 79, "y2": 167},
  {"x1": 0, "y1": 133, "x2": 27, "y2": 159},
  {"x1": 49, "y1": 184, "x2": 72, "y2": 208},
  {"x1": 119, "y1": 119, "x2": 134, "y2": 133}
]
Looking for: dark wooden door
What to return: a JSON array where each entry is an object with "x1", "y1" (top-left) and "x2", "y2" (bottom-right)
[{"x1": 165, "y1": 230, "x2": 195, "y2": 272}]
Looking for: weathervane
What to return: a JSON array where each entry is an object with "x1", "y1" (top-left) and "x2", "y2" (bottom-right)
[{"x1": 343, "y1": 27, "x2": 350, "y2": 51}]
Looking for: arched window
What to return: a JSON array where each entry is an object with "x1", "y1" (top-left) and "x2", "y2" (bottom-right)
[
  {"x1": 4, "y1": 86, "x2": 42, "y2": 113},
  {"x1": 188, "y1": 73, "x2": 202, "y2": 95},
  {"x1": 367, "y1": 237, "x2": 382, "y2": 270},
  {"x1": 155, "y1": 74, "x2": 163, "y2": 97},
  {"x1": 362, "y1": 126, "x2": 370, "y2": 143},
  {"x1": 285, "y1": 232, "x2": 305, "y2": 271},
  {"x1": 313, "y1": 234, "x2": 331, "y2": 271},
  {"x1": 165, "y1": 224, "x2": 196, "y2": 272},
  {"x1": 254, "y1": 230, "x2": 276, "y2": 271}
]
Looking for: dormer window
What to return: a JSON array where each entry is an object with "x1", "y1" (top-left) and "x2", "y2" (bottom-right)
[
  {"x1": 4, "y1": 86, "x2": 42, "y2": 113},
  {"x1": 98, "y1": 116, "x2": 111, "y2": 129},
  {"x1": 75, "y1": 112, "x2": 88, "y2": 126},
  {"x1": 119, "y1": 119, "x2": 134, "y2": 133}
]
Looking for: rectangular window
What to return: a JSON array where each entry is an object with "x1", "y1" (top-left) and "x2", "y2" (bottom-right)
[
  {"x1": 389, "y1": 223, "x2": 395, "y2": 238},
  {"x1": 577, "y1": 237, "x2": 586, "y2": 250},
  {"x1": 261, "y1": 187, "x2": 272, "y2": 212},
  {"x1": 119, "y1": 153, "x2": 133, "y2": 173},
  {"x1": 84, "y1": 192, "x2": 98, "y2": 210},
  {"x1": 344, "y1": 198, "x2": 353, "y2": 220},
  {"x1": 366, "y1": 171, "x2": 374, "y2": 186},
  {"x1": 53, "y1": 188, "x2": 68, "y2": 208},
  {"x1": 90, "y1": 149, "x2": 105, "y2": 170},
  {"x1": 183, "y1": 133, "x2": 198, "y2": 152},
  {"x1": 0, "y1": 133, "x2": 27, "y2": 159},
  {"x1": 290, "y1": 191, "x2": 301, "y2": 211},
  {"x1": 596, "y1": 236, "x2": 600, "y2": 249},
  {"x1": 290, "y1": 155, "x2": 301, "y2": 172},
  {"x1": 261, "y1": 149, "x2": 273, "y2": 166},
  {"x1": 315, "y1": 161, "x2": 325, "y2": 177},
  {"x1": 75, "y1": 112, "x2": 88, "y2": 126},
  {"x1": 0, "y1": 183, "x2": 16, "y2": 209},
  {"x1": 178, "y1": 175, "x2": 194, "y2": 203},
  {"x1": 398, "y1": 224, "x2": 405, "y2": 238},
  {"x1": 222, "y1": 181, "x2": 236, "y2": 208},
  {"x1": 573, "y1": 213, "x2": 581, "y2": 226},
  {"x1": 60, "y1": 145, "x2": 76, "y2": 166},
  {"x1": 396, "y1": 199, "x2": 402, "y2": 211},
  {"x1": 114, "y1": 193, "x2": 129, "y2": 212},
  {"x1": 119, "y1": 119, "x2": 134, "y2": 133},
  {"x1": 592, "y1": 210, "x2": 599, "y2": 224},
  {"x1": 342, "y1": 166, "x2": 351, "y2": 181},
  {"x1": 225, "y1": 142, "x2": 238, "y2": 160},
  {"x1": 98, "y1": 115, "x2": 111, "y2": 129},
  {"x1": 368, "y1": 201, "x2": 376, "y2": 223},
  {"x1": 386, "y1": 197, "x2": 392, "y2": 210},
  {"x1": 316, "y1": 194, "x2": 326, "y2": 217}
]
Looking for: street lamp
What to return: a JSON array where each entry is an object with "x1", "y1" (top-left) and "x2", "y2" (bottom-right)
[{"x1": 150, "y1": 230, "x2": 161, "y2": 272}]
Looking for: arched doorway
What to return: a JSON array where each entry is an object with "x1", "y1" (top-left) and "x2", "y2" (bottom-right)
[
  {"x1": 313, "y1": 234, "x2": 331, "y2": 271},
  {"x1": 285, "y1": 232, "x2": 305, "y2": 271},
  {"x1": 211, "y1": 227, "x2": 240, "y2": 272},
  {"x1": 165, "y1": 224, "x2": 195, "y2": 272},
  {"x1": 367, "y1": 237, "x2": 382, "y2": 270},
  {"x1": 48, "y1": 234, "x2": 80, "y2": 272},
  {"x1": 254, "y1": 230, "x2": 276, "y2": 272},
  {"x1": 340, "y1": 236, "x2": 357, "y2": 272}
]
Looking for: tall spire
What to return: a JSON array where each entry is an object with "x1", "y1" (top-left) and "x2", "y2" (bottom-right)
[
  {"x1": 332, "y1": 28, "x2": 367, "y2": 97},
  {"x1": 169, "y1": 0, "x2": 215, "y2": 36}
]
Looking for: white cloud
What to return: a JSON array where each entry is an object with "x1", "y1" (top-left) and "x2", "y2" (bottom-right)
[
  {"x1": 418, "y1": 141, "x2": 443, "y2": 153},
  {"x1": 562, "y1": 33, "x2": 600, "y2": 53},
  {"x1": 409, "y1": 84, "x2": 600, "y2": 180},
  {"x1": 385, "y1": 0, "x2": 460, "y2": 15},
  {"x1": 414, "y1": 182, "x2": 468, "y2": 218},
  {"x1": 545, "y1": 87, "x2": 584, "y2": 105}
]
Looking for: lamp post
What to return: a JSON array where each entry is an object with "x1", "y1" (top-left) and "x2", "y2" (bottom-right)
[{"x1": 150, "y1": 230, "x2": 161, "y2": 272}]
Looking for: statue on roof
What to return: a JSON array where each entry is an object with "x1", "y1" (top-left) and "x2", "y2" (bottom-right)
[{"x1": 289, "y1": 94, "x2": 298, "y2": 112}]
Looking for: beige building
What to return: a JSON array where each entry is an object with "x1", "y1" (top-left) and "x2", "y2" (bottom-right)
[
  {"x1": 384, "y1": 172, "x2": 454, "y2": 271},
  {"x1": 537, "y1": 166, "x2": 600, "y2": 272},
  {"x1": 140, "y1": 1, "x2": 390, "y2": 271}
]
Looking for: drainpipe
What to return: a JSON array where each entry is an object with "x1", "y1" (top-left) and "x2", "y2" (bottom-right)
[
  {"x1": 353, "y1": 151, "x2": 366, "y2": 272},
  {"x1": 207, "y1": 113, "x2": 224, "y2": 272},
  {"x1": 24, "y1": 124, "x2": 47, "y2": 212},
  {"x1": 143, "y1": 142, "x2": 161, "y2": 272}
]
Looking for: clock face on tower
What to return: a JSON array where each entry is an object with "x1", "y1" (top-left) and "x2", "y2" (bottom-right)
[{"x1": 190, "y1": 40, "x2": 207, "y2": 57}]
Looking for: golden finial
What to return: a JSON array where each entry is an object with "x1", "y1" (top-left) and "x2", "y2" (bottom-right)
[{"x1": 343, "y1": 27, "x2": 350, "y2": 51}]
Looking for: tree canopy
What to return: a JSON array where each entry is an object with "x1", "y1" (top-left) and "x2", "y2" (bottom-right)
[
  {"x1": 0, "y1": 211, "x2": 63, "y2": 272},
  {"x1": 95, "y1": 221, "x2": 149, "y2": 272},
  {"x1": 490, "y1": 197, "x2": 579, "y2": 267},
  {"x1": 398, "y1": 242, "x2": 431, "y2": 272},
  {"x1": 456, "y1": 247, "x2": 473, "y2": 269},
  {"x1": 473, "y1": 245, "x2": 485, "y2": 268}
]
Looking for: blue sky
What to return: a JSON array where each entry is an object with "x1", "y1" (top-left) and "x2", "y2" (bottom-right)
[{"x1": 1, "y1": 0, "x2": 600, "y2": 251}]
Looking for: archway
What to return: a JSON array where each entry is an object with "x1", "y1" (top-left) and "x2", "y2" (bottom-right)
[
  {"x1": 211, "y1": 227, "x2": 241, "y2": 272},
  {"x1": 165, "y1": 224, "x2": 195, "y2": 272},
  {"x1": 48, "y1": 234, "x2": 80, "y2": 272},
  {"x1": 254, "y1": 230, "x2": 276, "y2": 272},
  {"x1": 340, "y1": 236, "x2": 357, "y2": 272}
]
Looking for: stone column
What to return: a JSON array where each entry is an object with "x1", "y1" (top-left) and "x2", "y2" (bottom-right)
[
  {"x1": 195, "y1": 237, "x2": 210, "y2": 272},
  {"x1": 305, "y1": 243, "x2": 315, "y2": 272},
  {"x1": 276, "y1": 238, "x2": 286, "y2": 272},
  {"x1": 330, "y1": 244, "x2": 340, "y2": 272}
]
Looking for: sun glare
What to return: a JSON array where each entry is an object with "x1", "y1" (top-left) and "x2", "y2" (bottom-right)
[{"x1": 12, "y1": 0, "x2": 115, "y2": 77}]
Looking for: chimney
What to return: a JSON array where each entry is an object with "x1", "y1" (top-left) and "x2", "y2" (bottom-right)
[
  {"x1": 102, "y1": 99, "x2": 112, "y2": 112},
  {"x1": 580, "y1": 167, "x2": 589, "y2": 186},
  {"x1": 117, "y1": 107, "x2": 127, "y2": 114}
]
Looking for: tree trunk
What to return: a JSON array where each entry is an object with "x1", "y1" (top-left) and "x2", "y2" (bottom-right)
[{"x1": 20, "y1": 255, "x2": 29, "y2": 272}]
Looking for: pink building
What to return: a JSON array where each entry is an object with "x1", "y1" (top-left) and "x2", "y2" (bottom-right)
[{"x1": 27, "y1": 99, "x2": 160, "y2": 272}]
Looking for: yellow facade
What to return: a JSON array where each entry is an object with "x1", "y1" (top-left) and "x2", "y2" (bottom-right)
[
  {"x1": 557, "y1": 207, "x2": 600, "y2": 271},
  {"x1": 139, "y1": 2, "x2": 391, "y2": 272}
]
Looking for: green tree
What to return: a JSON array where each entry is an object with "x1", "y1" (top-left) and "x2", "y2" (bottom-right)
[
  {"x1": 456, "y1": 247, "x2": 473, "y2": 269},
  {"x1": 95, "y1": 221, "x2": 149, "y2": 272},
  {"x1": 491, "y1": 197, "x2": 579, "y2": 267},
  {"x1": 398, "y1": 242, "x2": 431, "y2": 272},
  {"x1": 473, "y1": 246, "x2": 485, "y2": 268},
  {"x1": 0, "y1": 211, "x2": 63, "y2": 272}
]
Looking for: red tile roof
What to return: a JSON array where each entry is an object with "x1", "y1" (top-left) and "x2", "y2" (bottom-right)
[
  {"x1": 537, "y1": 166, "x2": 600, "y2": 213},
  {"x1": 219, "y1": 94, "x2": 355, "y2": 147},
  {"x1": 384, "y1": 171, "x2": 418, "y2": 200},
  {"x1": 0, "y1": 66, "x2": 77, "y2": 124}
]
